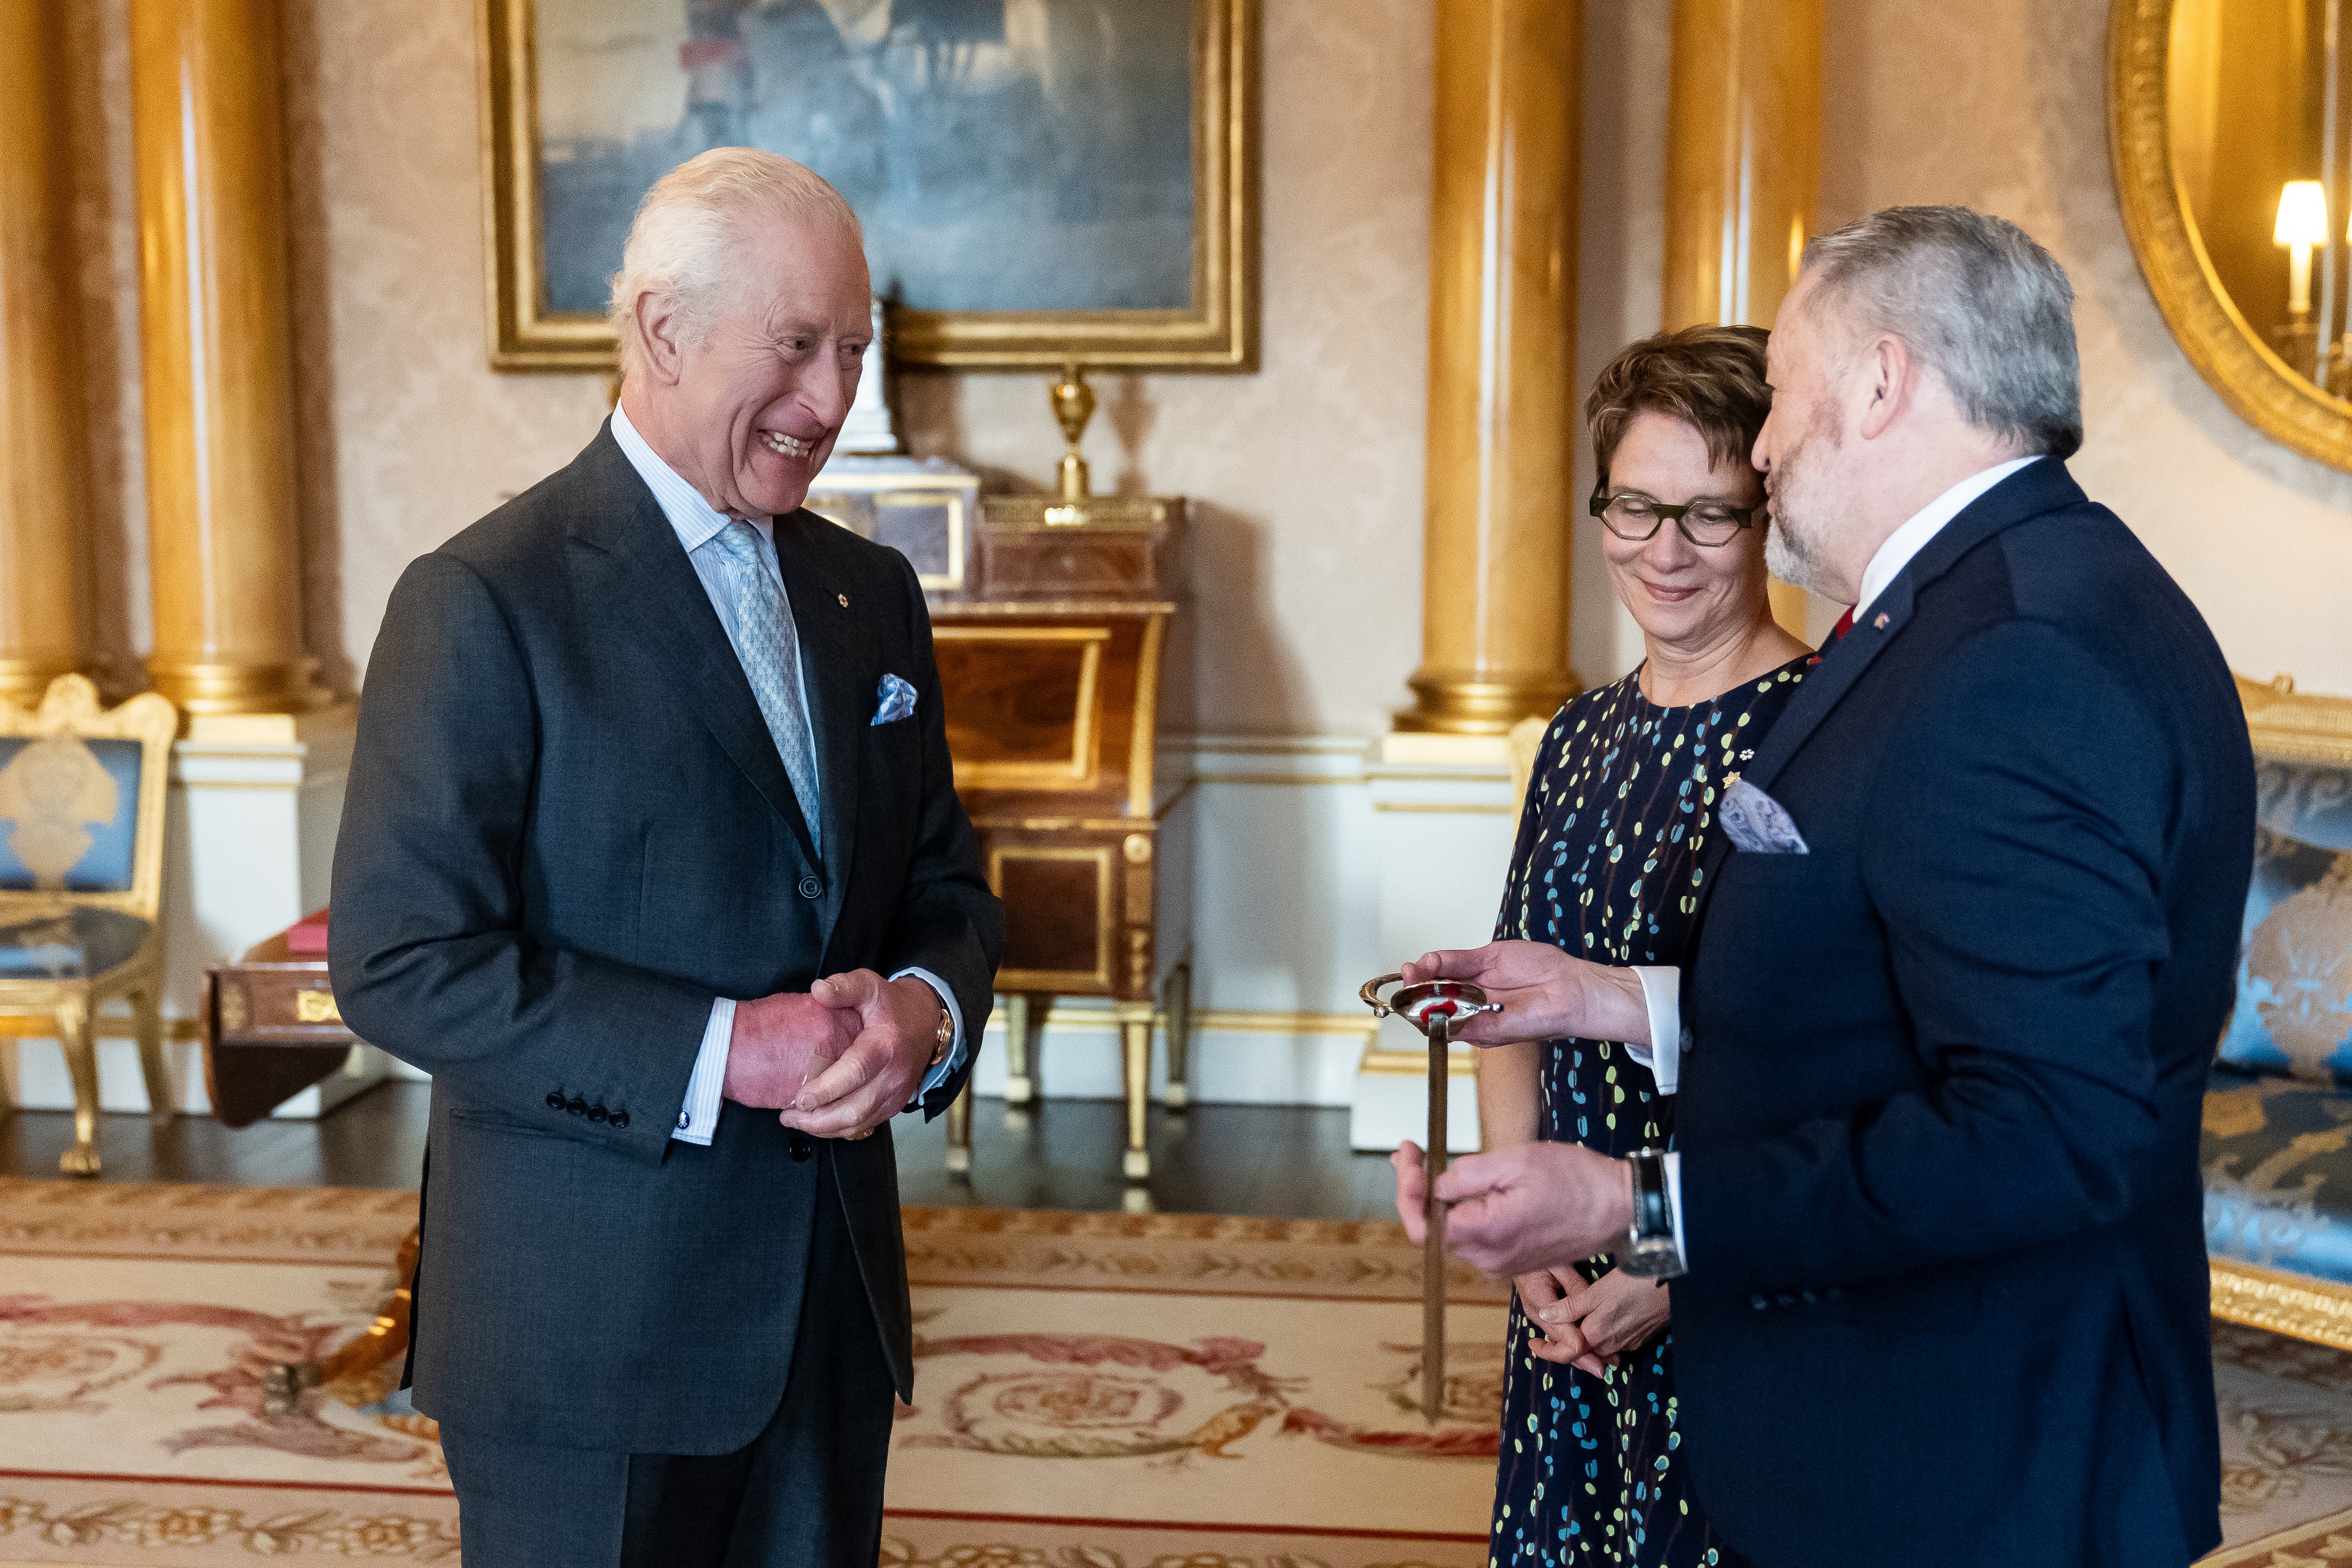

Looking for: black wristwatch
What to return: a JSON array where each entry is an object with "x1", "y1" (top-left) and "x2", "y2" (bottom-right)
[{"x1": 1620, "y1": 1148, "x2": 1687, "y2": 1279}]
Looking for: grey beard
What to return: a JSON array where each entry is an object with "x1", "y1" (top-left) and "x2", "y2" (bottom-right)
[{"x1": 1765, "y1": 517, "x2": 1831, "y2": 597}]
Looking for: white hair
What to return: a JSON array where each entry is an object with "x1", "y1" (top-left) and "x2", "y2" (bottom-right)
[
  {"x1": 1798, "y1": 206, "x2": 2082, "y2": 460},
  {"x1": 607, "y1": 147, "x2": 862, "y2": 378}
]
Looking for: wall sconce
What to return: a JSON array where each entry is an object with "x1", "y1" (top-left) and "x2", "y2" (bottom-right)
[{"x1": 2276, "y1": 179, "x2": 2330, "y2": 316}]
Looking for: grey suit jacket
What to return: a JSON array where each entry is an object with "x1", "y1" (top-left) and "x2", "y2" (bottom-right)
[{"x1": 329, "y1": 423, "x2": 1002, "y2": 1453}]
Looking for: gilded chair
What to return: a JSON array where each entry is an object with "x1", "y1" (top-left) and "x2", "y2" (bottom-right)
[{"x1": 0, "y1": 675, "x2": 179, "y2": 1175}]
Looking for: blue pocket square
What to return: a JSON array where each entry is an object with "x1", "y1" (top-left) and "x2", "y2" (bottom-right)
[
  {"x1": 872, "y1": 673, "x2": 918, "y2": 726},
  {"x1": 1721, "y1": 778, "x2": 1809, "y2": 854}
]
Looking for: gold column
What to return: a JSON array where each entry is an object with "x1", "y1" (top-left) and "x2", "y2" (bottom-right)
[
  {"x1": 1662, "y1": 0, "x2": 1824, "y2": 638},
  {"x1": 130, "y1": 0, "x2": 327, "y2": 716},
  {"x1": 1397, "y1": 0, "x2": 1583, "y2": 736},
  {"x1": 0, "y1": 0, "x2": 89, "y2": 707}
]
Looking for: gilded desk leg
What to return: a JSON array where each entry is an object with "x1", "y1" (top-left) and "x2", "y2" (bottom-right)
[
  {"x1": 1002, "y1": 993, "x2": 1039, "y2": 1106},
  {"x1": 57, "y1": 997, "x2": 100, "y2": 1176},
  {"x1": 129, "y1": 986, "x2": 173, "y2": 1123},
  {"x1": 1160, "y1": 958, "x2": 1193, "y2": 1110},
  {"x1": 1120, "y1": 1010, "x2": 1152, "y2": 1181},
  {"x1": 945, "y1": 1079, "x2": 973, "y2": 1176}
]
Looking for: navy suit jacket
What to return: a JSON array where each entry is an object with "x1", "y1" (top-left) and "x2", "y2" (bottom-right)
[
  {"x1": 1672, "y1": 461, "x2": 2252, "y2": 1567},
  {"x1": 330, "y1": 425, "x2": 1002, "y2": 1453}
]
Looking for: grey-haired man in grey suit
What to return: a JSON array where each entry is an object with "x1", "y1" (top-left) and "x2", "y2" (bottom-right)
[{"x1": 331, "y1": 148, "x2": 1002, "y2": 1567}]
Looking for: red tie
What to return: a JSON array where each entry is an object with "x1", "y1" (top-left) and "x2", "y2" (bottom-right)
[{"x1": 1829, "y1": 607, "x2": 1854, "y2": 643}]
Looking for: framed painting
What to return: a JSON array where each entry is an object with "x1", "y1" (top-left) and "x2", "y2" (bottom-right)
[{"x1": 480, "y1": 0, "x2": 1257, "y2": 372}]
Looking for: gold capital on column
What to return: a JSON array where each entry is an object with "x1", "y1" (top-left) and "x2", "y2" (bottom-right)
[
  {"x1": 0, "y1": 0, "x2": 89, "y2": 707},
  {"x1": 1663, "y1": 0, "x2": 1824, "y2": 639},
  {"x1": 1397, "y1": 0, "x2": 1583, "y2": 736},
  {"x1": 131, "y1": 0, "x2": 327, "y2": 717}
]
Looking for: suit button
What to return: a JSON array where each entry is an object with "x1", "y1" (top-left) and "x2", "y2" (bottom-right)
[
  {"x1": 566, "y1": 1096, "x2": 586, "y2": 1116},
  {"x1": 788, "y1": 1134, "x2": 815, "y2": 1162},
  {"x1": 1800, "y1": 1289, "x2": 1819, "y2": 1305},
  {"x1": 610, "y1": 1109, "x2": 630, "y2": 1131},
  {"x1": 798, "y1": 875, "x2": 823, "y2": 899},
  {"x1": 1775, "y1": 1294, "x2": 1796, "y2": 1309},
  {"x1": 588, "y1": 1103, "x2": 608, "y2": 1123},
  {"x1": 1748, "y1": 1293, "x2": 1769, "y2": 1312},
  {"x1": 546, "y1": 1091, "x2": 565, "y2": 1112}
]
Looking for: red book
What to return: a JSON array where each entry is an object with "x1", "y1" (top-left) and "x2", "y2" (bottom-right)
[{"x1": 284, "y1": 908, "x2": 330, "y2": 955}]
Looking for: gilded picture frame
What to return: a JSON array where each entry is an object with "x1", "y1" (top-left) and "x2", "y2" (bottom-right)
[
  {"x1": 479, "y1": 0, "x2": 1258, "y2": 373},
  {"x1": 2109, "y1": 0, "x2": 2352, "y2": 473}
]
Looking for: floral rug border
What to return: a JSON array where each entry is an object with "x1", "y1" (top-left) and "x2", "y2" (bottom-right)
[{"x1": 0, "y1": 1181, "x2": 1509, "y2": 1303}]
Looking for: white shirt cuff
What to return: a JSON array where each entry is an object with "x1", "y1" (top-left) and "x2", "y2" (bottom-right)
[
  {"x1": 892, "y1": 966, "x2": 966, "y2": 1106},
  {"x1": 1663, "y1": 1150, "x2": 1687, "y2": 1265},
  {"x1": 1628, "y1": 965, "x2": 1683, "y2": 1095},
  {"x1": 671, "y1": 997, "x2": 733, "y2": 1146}
]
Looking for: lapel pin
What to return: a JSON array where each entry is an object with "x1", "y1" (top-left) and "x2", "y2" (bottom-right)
[
  {"x1": 838, "y1": 593, "x2": 849, "y2": 608},
  {"x1": 1873, "y1": 612, "x2": 1889, "y2": 630}
]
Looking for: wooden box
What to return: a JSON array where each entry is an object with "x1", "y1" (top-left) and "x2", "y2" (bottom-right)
[
  {"x1": 969, "y1": 495, "x2": 1179, "y2": 602},
  {"x1": 204, "y1": 929, "x2": 358, "y2": 1128}
]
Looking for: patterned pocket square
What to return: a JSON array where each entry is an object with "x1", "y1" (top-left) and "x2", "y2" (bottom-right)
[
  {"x1": 872, "y1": 673, "x2": 918, "y2": 726},
  {"x1": 1721, "y1": 778, "x2": 1809, "y2": 854}
]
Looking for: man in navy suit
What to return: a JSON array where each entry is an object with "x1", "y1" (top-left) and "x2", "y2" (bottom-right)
[{"x1": 1393, "y1": 207, "x2": 2253, "y2": 1566}]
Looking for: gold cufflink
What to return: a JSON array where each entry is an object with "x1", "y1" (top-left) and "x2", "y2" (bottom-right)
[{"x1": 838, "y1": 593, "x2": 849, "y2": 607}]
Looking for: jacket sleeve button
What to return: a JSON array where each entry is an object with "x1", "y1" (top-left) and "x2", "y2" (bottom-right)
[
  {"x1": 546, "y1": 1091, "x2": 566, "y2": 1112},
  {"x1": 1748, "y1": 1293, "x2": 1769, "y2": 1312},
  {"x1": 587, "y1": 1103, "x2": 608, "y2": 1123},
  {"x1": 566, "y1": 1096, "x2": 587, "y2": 1116},
  {"x1": 610, "y1": 1109, "x2": 630, "y2": 1131}
]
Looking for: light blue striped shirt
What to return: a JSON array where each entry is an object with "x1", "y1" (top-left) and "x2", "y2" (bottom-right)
[{"x1": 609, "y1": 403, "x2": 967, "y2": 1145}]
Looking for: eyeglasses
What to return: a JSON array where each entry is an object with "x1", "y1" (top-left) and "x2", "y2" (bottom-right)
[{"x1": 1589, "y1": 486, "x2": 1764, "y2": 548}]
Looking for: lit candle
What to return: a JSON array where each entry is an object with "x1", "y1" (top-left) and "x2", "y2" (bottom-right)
[{"x1": 2276, "y1": 180, "x2": 2330, "y2": 316}]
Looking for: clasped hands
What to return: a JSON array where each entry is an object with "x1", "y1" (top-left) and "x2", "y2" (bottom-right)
[
  {"x1": 721, "y1": 970, "x2": 940, "y2": 1141},
  {"x1": 1388, "y1": 938, "x2": 1663, "y2": 1371}
]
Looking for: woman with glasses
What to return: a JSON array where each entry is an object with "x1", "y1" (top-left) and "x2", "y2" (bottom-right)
[{"x1": 1456, "y1": 324, "x2": 1809, "y2": 1568}]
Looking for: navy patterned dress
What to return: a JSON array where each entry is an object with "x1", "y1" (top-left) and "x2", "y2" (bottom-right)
[{"x1": 1487, "y1": 655, "x2": 1811, "y2": 1568}]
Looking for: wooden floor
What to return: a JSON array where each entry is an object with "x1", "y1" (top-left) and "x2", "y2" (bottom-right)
[{"x1": 0, "y1": 1083, "x2": 1407, "y2": 1221}]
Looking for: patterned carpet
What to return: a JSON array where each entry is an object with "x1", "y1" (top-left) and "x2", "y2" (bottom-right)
[
  {"x1": 0, "y1": 1180, "x2": 1511, "y2": 1566},
  {"x1": 5, "y1": 1179, "x2": 2352, "y2": 1565},
  {"x1": 2211, "y1": 1321, "x2": 2352, "y2": 1562}
]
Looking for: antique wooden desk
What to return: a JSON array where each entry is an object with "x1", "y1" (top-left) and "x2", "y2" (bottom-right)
[{"x1": 932, "y1": 494, "x2": 1192, "y2": 1182}]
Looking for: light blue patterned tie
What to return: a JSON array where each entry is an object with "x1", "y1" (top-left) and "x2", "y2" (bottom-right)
[{"x1": 706, "y1": 520, "x2": 821, "y2": 855}]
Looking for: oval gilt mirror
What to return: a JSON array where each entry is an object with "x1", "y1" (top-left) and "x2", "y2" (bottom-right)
[{"x1": 2112, "y1": 0, "x2": 2352, "y2": 470}]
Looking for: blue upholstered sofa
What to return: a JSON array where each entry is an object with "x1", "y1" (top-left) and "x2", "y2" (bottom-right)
[{"x1": 2203, "y1": 675, "x2": 2352, "y2": 1350}]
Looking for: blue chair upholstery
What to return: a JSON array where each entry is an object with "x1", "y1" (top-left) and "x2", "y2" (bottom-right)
[
  {"x1": 0, "y1": 734, "x2": 143, "y2": 893},
  {"x1": 2208, "y1": 678, "x2": 2352, "y2": 1348}
]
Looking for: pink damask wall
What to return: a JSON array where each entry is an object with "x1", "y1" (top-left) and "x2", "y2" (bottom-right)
[{"x1": 51, "y1": 0, "x2": 2352, "y2": 731}]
